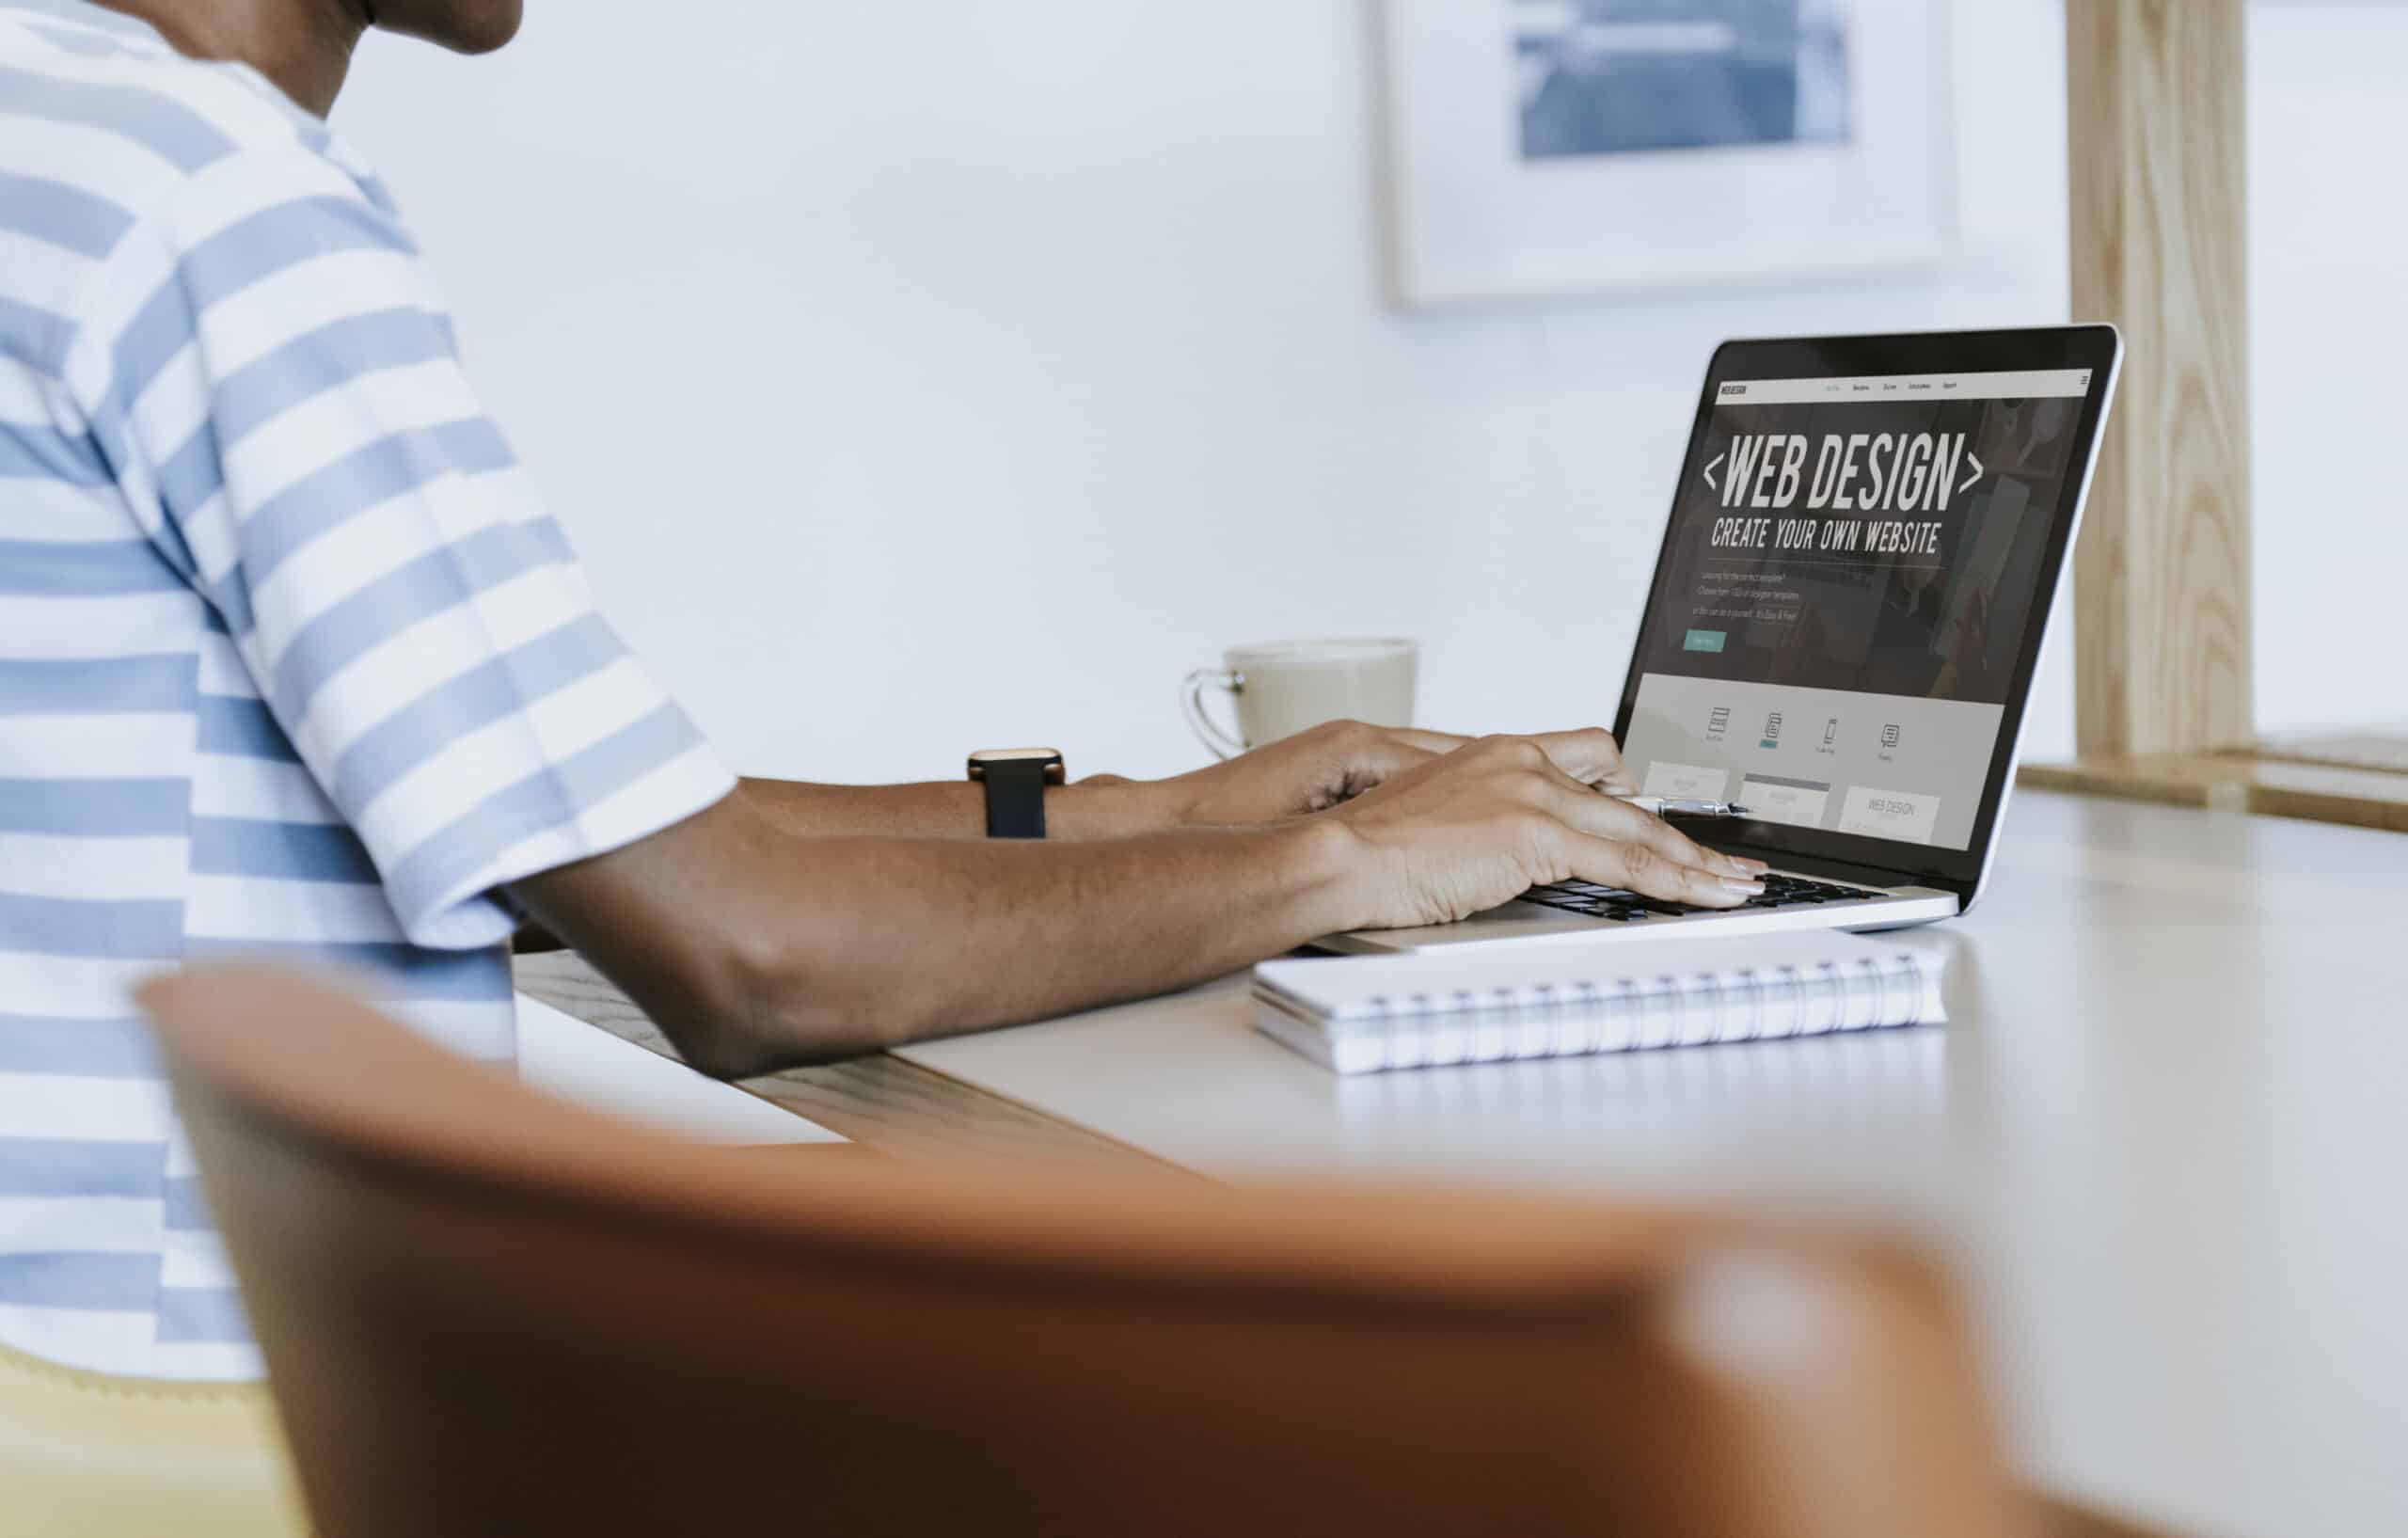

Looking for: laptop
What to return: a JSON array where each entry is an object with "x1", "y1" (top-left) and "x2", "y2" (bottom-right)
[{"x1": 1322, "y1": 325, "x2": 2123, "y2": 955}]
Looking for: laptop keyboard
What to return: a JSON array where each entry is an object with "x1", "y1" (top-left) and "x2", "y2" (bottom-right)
[{"x1": 1520, "y1": 872, "x2": 1887, "y2": 922}]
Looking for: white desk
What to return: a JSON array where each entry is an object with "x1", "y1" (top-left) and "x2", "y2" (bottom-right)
[{"x1": 895, "y1": 792, "x2": 2408, "y2": 1538}]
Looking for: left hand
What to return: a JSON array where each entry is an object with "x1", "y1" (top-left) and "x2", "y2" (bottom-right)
[{"x1": 1141, "y1": 720, "x2": 1642, "y2": 827}]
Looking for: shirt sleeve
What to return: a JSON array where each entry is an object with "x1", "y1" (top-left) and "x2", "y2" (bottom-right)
[{"x1": 64, "y1": 145, "x2": 737, "y2": 949}]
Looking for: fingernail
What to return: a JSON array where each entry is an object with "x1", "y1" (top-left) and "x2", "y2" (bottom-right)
[
  {"x1": 1732, "y1": 856, "x2": 1770, "y2": 873},
  {"x1": 1719, "y1": 876, "x2": 1764, "y2": 896}
]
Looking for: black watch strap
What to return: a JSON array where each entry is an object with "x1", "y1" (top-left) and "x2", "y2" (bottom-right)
[
  {"x1": 969, "y1": 748, "x2": 1063, "y2": 839},
  {"x1": 978, "y1": 756, "x2": 1051, "y2": 839}
]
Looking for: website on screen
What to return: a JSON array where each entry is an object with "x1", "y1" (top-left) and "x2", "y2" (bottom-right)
[{"x1": 1621, "y1": 367, "x2": 2094, "y2": 851}]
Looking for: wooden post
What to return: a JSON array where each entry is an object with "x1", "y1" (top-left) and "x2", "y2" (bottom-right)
[
  {"x1": 2064, "y1": 0, "x2": 2253, "y2": 755},
  {"x1": 2025, "y1": 3, "x2": 2408, "y2": 829}
]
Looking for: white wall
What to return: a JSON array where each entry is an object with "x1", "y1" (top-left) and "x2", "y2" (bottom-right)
[
  {"x1": 2246, "y1": 2, "x2": 2408, "y2": 737},
  {"x1": 335, "y1": 1, "x2": 2401, "y2": 786}
]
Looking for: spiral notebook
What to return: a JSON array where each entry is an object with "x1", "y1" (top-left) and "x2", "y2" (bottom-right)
[{"x1": 1254, "y1": 933, "x2": 1947, "y2": 1075}]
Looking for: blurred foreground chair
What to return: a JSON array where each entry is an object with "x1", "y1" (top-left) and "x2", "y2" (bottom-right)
[{"x1": 147, "y1": 963, "x2": 2048, "y2": 1538}]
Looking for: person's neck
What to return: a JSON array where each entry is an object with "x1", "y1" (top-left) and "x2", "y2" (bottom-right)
[{"x1": 93, "y1": 0, "x2": 371, "y2": 117}]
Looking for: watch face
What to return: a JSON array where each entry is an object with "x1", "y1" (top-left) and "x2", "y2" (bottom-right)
[{"x1": 967, "y1": 747, "x2": 1066, "y2": 785}]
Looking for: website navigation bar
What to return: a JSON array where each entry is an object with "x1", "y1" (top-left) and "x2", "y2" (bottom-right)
[{"x1": 1715, "y1": 369, "x2": 2091, "y2": 405}]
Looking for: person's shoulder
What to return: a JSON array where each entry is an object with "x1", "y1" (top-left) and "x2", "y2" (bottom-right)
[
  {"x1": 0, "y1": 7, "x2": 409, "y2": 384},
  {"x1": 0, "y1": 5, "x2": 372, "y2": 222}
]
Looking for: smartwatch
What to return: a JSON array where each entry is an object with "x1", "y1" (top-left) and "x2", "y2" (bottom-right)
[{"x1": 967, "y1": 748, "x2": 1065, "y2": 839}]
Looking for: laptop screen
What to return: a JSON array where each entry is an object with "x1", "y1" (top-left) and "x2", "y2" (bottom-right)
[{"x1": 1617, "y1": 353, "x2": 2106, "y2": 861}]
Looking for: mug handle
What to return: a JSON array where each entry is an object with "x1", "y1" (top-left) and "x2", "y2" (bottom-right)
[{"x1": 1181, "y1": 667, "x2": 1247, "y2": 761}]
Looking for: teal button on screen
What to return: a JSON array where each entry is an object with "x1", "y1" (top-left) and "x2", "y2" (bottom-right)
[{"x1": 1683, "y1": 629, "x2": 1726, "y2": 653}]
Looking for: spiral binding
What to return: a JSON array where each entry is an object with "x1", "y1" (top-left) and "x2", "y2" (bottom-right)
[{"x1": 1262, "y1": 950, "x2": 1942, "y2": 1075}]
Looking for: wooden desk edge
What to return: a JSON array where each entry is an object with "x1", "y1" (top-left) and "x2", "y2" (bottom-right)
[{"x1": 510, "y1": 951, "x2": 1156, "y2": 1168}]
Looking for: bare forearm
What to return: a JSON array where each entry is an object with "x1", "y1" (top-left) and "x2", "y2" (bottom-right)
[
  {"x1": 513, "y1": 793, "x2": 1360, "y2": 1078},
  {"x1": 737, "y1": 774, "x2": 1172, "y2": 840},
  {"x1": 516, "y1": 730, "x2": 1759, "y2": 1080},
  {"x1": 748, "y1": 825, "x2": 1354, "y2": 1061}
]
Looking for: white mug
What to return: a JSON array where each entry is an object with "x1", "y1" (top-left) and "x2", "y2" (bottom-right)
[{"x1": 1181, "y1": 638, "x2": 1418, "y2": 760}]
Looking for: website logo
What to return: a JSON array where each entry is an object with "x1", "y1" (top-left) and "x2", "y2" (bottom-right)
[{"x1": 1702, "y1": 432, "x2": 1983, "y2": 518}]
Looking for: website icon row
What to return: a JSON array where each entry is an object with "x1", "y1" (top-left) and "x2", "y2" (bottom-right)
[{"x1": 1703, "y1": 706, "x2": 1904, "y2": 753}]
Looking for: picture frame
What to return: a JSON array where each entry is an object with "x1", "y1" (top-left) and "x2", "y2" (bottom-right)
[{"x1": 1374, "y1": 0, "x2": 1956, "y2": 307}]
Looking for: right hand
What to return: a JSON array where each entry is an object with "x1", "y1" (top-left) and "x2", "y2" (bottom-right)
[
  {"x1": 1325, "y1": 733, "x2": 1766, "y2": 930},
  {"x1": 1150, "y1": 716, "x2": 1635, "y2": 829}
]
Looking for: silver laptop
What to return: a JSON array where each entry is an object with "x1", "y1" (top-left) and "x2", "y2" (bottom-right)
[{"x1": 1323, "y1": 325, "x2": 2122, "y2": 955}]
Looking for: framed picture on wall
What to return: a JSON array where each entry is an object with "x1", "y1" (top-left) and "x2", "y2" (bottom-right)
[{"x1": 1375, "y1": 0, "x2": 1956, "y2": 307}]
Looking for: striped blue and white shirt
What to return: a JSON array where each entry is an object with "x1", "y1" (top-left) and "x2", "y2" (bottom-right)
[{"x1": 1, "y1": 0, "x2": 736, "y2": 1379}]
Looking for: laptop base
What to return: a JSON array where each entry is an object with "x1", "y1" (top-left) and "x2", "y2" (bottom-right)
[{"x1": 1314, "y1": 881, "x2": 1959, "y2": 956}]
